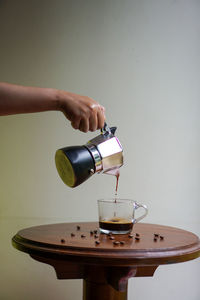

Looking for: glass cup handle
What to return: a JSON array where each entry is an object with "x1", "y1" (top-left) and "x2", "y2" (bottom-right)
[{"x1": 134, "y1": 202, "x2": 148, "y2": 223}]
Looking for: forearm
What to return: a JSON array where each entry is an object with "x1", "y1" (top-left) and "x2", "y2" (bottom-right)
[
  {"x1": 0, "y1": 82, "x2": 105, "y2": 132},
  {"x1": 0, "y1": 82, "x2": 59, "y2": 116}
]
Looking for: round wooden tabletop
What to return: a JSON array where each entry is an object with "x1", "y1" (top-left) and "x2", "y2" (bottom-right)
[{"x1": 12, "y1": 222, "x2": 200, "y2": 266}]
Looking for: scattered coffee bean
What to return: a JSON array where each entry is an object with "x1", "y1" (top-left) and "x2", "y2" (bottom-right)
[
  {"x1": 71, "y1": 233, "x2": 75, "y2": 237},
  {"x1": 154, "y1": 238, "x2": 158, "y2": 242},
  {"x1": 120, "y1": 241, "x2": 125, "y2": 245},
  {"x1": 109, "y1": 236, "x2": 115, "y2": 240},
  {"x1": 136, "y1": 233, "x2": 140, "y2": 237},
  {"x1": 94, "y1": 234, "x2": 99, "y2": 239},
  {"x1": 90, "y1": 231, "x2": 94, "y2": 235},
  {"x1": 81, "y1": 234, "x2": 86, "y2": 238},
  {"x1": 95, "y1": 240, "x2": 100, "y2": 245},
  {"x1": 94, "y1": 230, "x2": 98, "y2": 234},
  {"x1": 61, "y1": 239, "x2": 65, "y2": 243},
  {"x1": 108, "y1": 233, "x2": 112, "y2": 236},
  {"x1": 113, "y1": 241, "x2": 120, "y2": 245},
  {"x1": 154, "y1": 233, "x2": 159, "y2": 237},
  {"x1": 77, "y1": 226, "x2": 81, "y2": 230},
  {"x1": 160, "y1": 236, "x2": 164, "y2": 240},
  {"x1": 128, "y1": 234, "x2": 133, "y2": 238},
  {"x1": 135, "y1": 237, "x2": 140, "y2": 241}
]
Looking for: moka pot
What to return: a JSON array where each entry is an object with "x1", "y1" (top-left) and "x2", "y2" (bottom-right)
[{"x1": 55, "y1": 123, "x2": 123, "y2": 188}]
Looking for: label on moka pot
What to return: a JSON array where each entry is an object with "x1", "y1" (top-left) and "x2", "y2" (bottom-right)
[{"x1": 55, "y1": 149, "x2": 76, "y2": 187}]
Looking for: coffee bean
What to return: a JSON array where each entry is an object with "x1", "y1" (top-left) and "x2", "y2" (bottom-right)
[
  {"x1": 77, "y1": 226, "x2": 81, "y2": 230},
  {"x1": 95, "y1": 241, "x2": 100, "y2": 245},
  {"x1": 128, "y1": 234, "x2": 133, "y2": 238},
  {"x1": 94, "y1": 235, "x2": 99, "y2": 239},
  {"x1": 136, "y1": 233, "x2": 140, "y2": 237},
  {"x1": 160, "y1": 236, "x2": 164, "y2": 240},
  {"x1": 135, "y1": 237, "x2": 140, "y2": 241},
  {"x1": 109, "y1": 236, "x2": 115, "y2": 240},
  {"x1": 71, "y1": 233, "x2": 75, "y2": 237},
  {"x1": 81, "y1": 234, "x2": 86, "y2": 238},
  {"x1": 94, "y1": 230, "x2": 98, "y2": 234},
  {"x1": 61, "y1": 239, "x2": 65, "y2": 243},
  {"x1": 113, "y1": 241, "x2": 120, "y2": 245},
  {"x1": 154, "y1": 238, "x2": 158, "y2": 242},
  {"x1": 108, "y1": 233, "x2": 112, "y2": 236},
  {"x1": 90, "y1": 231, "x2": 94, "y2": 235},
  {"x1": 154, "y1": 233, "x2": 159, "y2": 237},
  {"x1": 120, "y1": 241, "x2": 125, "y2": 245}
]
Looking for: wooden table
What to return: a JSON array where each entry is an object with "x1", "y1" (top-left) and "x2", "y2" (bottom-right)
[{"x1": 12, "y1": 222, "x2": 200, "y2": 300}]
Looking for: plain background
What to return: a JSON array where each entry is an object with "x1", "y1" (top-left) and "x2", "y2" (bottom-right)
[{"x1": 0, "y1": 0, "x2": 199, "y2": 299}]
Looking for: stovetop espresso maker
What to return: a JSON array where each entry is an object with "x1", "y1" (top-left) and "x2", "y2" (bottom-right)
[{"x1": 55, "y1": 123, "x2": 123, "y2": 187}]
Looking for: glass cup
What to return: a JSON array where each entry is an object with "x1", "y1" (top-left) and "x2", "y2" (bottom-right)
[{"x1": 98, "y1": 198, "x2": 148, "y2": 234}]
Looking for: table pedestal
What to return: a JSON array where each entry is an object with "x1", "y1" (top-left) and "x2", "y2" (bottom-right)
[
  {"x1": 30, "y1": 254, "x2": 157, "y2": 300},
  {"x1": 83, "y1": 265, "x2": 129, "y2": 300},
  {"x1": 83, "y1": 280, "x2": 127, "y2": 300},
  {"x1": 83, "y1": 265, "x2": 158, "y2": 300}
]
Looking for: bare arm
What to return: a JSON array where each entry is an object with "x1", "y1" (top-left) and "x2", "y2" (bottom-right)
[{"x1": 0, "y1": 82, "x2": 105, "y2": 132}]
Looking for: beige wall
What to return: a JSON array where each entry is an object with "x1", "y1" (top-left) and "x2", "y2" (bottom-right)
[{"x1": 0, "y1": 0, "x2": 199, "y2": 299}]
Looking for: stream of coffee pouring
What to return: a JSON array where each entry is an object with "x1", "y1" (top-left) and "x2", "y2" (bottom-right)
[{"x1": 104, "y1": 168, "x2": 120, "y2": 201}]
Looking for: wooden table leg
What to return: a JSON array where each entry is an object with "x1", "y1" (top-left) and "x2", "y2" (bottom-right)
[
  {"x1": 83, "y1": 265, "x2": 137, "y2": 300},
  {"x1": 30, "y1": 255, "x2": 158, "y2": 300},
  {"x1": 83, "y1": 279, "x2": 127, "y2": 300}
]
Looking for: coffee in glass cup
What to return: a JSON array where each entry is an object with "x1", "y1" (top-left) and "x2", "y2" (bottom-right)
[{"x1": 98, "y1": 198, "x2": 148, "y2": 234}]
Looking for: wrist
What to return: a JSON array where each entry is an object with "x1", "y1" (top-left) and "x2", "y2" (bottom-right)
[{"x1": 54, "y1": 89, "x2": 71, "y2": 112}]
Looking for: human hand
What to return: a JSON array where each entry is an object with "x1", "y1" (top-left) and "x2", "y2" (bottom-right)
[{"x1": 57, "y1": 91, "x2": 105, "y2": 132}]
